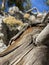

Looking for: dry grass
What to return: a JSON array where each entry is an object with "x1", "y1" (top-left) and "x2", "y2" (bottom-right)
[
  {"x1": 24, "y1": 13, "x2": 30, "y2": 19},
  {"x1": 3, "y1": 16, "x2": 24, "y2": 26}
]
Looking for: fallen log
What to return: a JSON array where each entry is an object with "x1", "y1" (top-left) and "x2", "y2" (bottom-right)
[
  {"x1": 0, "y1": 27, "x2": 42, "y2": 65},
  {"x1": 16, "y1": 45, "x2": 49, "y2": 65},
  {"x1": 0, "y1": 30, "x2": 34, "y2": 65}
]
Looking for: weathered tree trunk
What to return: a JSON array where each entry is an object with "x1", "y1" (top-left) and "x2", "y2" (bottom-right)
[
  {"x1": 16, "y1": 46, "x2": 49, "y2": 65},
  {"x1": 16, "y1": 45, "x2": 49, "y2": 65},
  {"x1": 0, "y1": 27, "x2": 42, "y2": 65},
  {"x1": 36, "y1": 24, "x2": 49, "y2": 46},
  {"x1": 0, "y1": 26, "x2": 48, "y2": 65},
  {"x1": 0, "y1": 31, "x2": 34, "y2": 65}
]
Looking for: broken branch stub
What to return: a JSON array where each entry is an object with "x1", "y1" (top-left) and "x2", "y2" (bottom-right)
[{"x1": 35, "y1": 24, "x2": 49, "y2": 46}]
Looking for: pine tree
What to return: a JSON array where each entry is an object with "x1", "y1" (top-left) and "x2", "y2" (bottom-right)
[
  {"x1": 24, "y1": 0, "x2": 31, "y2": 11},
  {"x1": 47, "y1": 0, "x2": 49, "y2": 5},
  {"x1": 7, "y1": 0, "x2": 31, "y2": 11}
]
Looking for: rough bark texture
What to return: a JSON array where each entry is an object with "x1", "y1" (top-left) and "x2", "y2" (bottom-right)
[
  {"x1": 0, "y1": 27, "x2": 43, "y2": 65},
  {"x1": 0, "y1": 20, "x2": 49, "y2": 65},
  {"x1": 0, "y1": 30, "x2": 33, "y2": 65},
  {"x1": 16, "y1": 45, "x2": 49, "y2": 65}
]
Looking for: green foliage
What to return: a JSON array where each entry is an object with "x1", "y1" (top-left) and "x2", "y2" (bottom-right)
[
  {"x1": 46, "y1": 0, "x2": 49, "y2": 5},
  {"x1": 24, "y1": 0, "x2": 31, "y2": 11},
  {"x1": 7, "y1": 0, "x2": 31, "y2": 11},
  {"x1": 1, "y1": 7, "x2": 5, "y2": 11}
]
